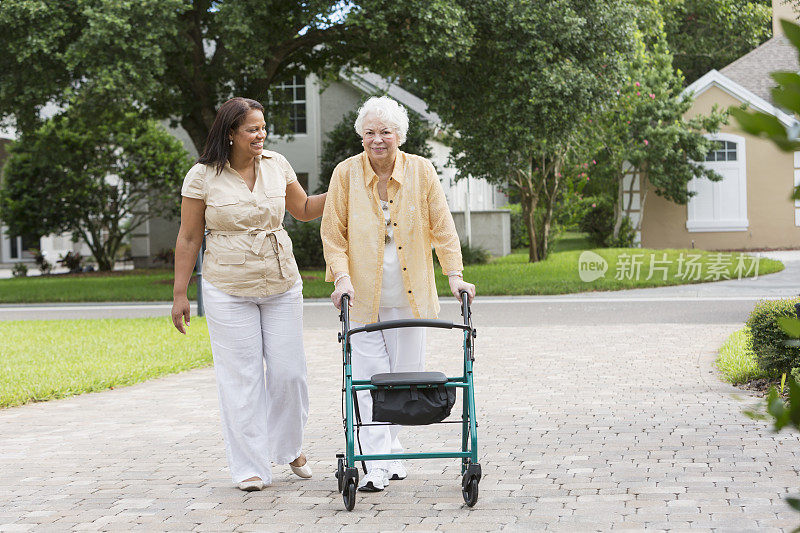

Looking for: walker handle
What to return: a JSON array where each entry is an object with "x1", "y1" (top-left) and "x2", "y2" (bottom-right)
[
  {"x1": 351, "y1": 319, "x2": 469, "y2": 335},
  {"x1": 363, "y1": 319, "x2": 455, "y2": 332},
  {"x1": 460, "y1": 289, "x2": 471, "y2": 324},
  {"x1": 339, "y1": 294, "x2": 350, "y2": 329}
]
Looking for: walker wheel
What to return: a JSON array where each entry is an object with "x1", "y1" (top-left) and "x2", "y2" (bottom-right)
[
  {"x1": 343, "y1": 479, "x2": 357, "y2": 511},
  {"x1": 336, "y1": 457, "x2": 345, "y2": 493},
  {"x1": 462, "y1": 475, "x2": 479, "y2": 507}
]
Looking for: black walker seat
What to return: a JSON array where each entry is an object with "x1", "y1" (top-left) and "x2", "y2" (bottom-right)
[{"x1": 370, "y1": 371, "x2": 448, "y2": 387}]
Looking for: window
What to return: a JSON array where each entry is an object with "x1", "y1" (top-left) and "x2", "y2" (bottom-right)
[
  {"x1": 272, "y1": 76, "x2": 307, "y2": 134},
  {"x1": 704, "y1": 140, "x2": 737, "y2": 162},
  {"x1": 687, "y1": 134, "x2": 748, "y2": 232},
  {"x1": 296, "y1": 172, "x2": 309, "y2": 192},
  {"x1": 8, "y1": 232, "x2": 38, "y2": 260}
]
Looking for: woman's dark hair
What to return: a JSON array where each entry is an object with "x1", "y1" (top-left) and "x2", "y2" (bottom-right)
[{"x1": 198, "y1": 97, "x2": 265, "y2": 174}]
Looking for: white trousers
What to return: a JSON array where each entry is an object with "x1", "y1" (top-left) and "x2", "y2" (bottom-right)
[
  {"x1": 202, "y1": 279, "x2": 309, "y2": 484},
  {"x1": 350, "y1": 306, "x2": 426, "y2": 472}
]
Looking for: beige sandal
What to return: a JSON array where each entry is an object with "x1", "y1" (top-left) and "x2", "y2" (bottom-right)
[{"x1": 289, "y1": 454, "x2": 313, "y2": 479}]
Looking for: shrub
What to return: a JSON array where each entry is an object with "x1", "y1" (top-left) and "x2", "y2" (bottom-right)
[
  {"x1": 11, "y1": 262, "x2": 28, "y2": 278},
  {"x1": 745, "y1": 297, "x2": 800, "y2": 376},
  {"x1": 611, "y1": 216, "x2": 636, "y2": 248},
  {"x1": 579, "y1": 197, "x2": 613, "y2": 247},
  {"x1": 116, "y1": 243, "x2": 133, "y2": 262},
  {"x1": 153, "y1": 248, "x2": 175, "y2": 266},
  {"x1": 58, "y1": 251, "x2": 84, "y2": 273},
  {"x1": 29, "y1": 248, "x2": 52, "y2": 275},
  {"x1": 579, "y1": 197, "x2": 635, "y2": 248},
  {"x1": 503, "y1": 203, "x2": 530, "y2": 249},
  {"x1": 433, "y1": 242, "x2": 490, "y2": 266},
  {"x1": 286, "y1": 219, "x2": 325, "y2": 268},
  {"x1": 460, "y1": 242, "x2": 489, "y2": 265},
  {"x1": 503, "y1": 203, "x2": 566, "y2": 251},
  {"x1": 555, "y1": 195, "x2": 595, "y2": 232}
]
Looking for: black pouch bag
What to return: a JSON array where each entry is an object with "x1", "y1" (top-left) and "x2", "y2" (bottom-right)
[{"x1": 371, "y1": 384, "x2": 456, "y2": 425}]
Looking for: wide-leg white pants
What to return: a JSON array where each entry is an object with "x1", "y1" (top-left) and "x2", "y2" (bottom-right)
[
  {"x1": 350, "y1": 306, "x2": 426, "y2": 472},
  {"x1": 202, "y1": 279, "x2": 309, "y2": 484}
]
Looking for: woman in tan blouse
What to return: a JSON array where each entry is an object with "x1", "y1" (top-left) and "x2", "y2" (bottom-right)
[
  {"x1": 171, "y1": 97, "x2": 326, "y2": 492},
  {"x1": 321, "y1": 96, "x2": 475, "y2": 492}
]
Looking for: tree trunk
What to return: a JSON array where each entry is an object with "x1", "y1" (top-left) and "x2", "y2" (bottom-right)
[
  {"x1": 612, "y1": 168, "x2": 625, "y2": 240},
  {"x1": 538, "y1": 188, "x2": 555, "y2": 261},
  {"x1": 182, "y1": 111, "x2": 213, "y2": 156},
  {"x1": 536, "y1": 158, "x2": 561, "y2": 261},
  {"x1": 520, "y1": 186, "x2": 539, "y2": 262},
  {"x1": 636, "y1": 180, "x2": 648, "y2": 237}
]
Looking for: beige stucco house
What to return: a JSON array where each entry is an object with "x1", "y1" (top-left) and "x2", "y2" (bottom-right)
[{"x1": 640, "y1": 1, "x2": 800, "y2": 251}]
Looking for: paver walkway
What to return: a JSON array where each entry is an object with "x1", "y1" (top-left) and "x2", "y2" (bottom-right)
[{"x1": 2, "y1": 322, "x2": 799, "y2": 531}]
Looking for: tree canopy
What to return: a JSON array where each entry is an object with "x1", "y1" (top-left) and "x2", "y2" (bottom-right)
[
  {"x1": 402, "y1": 0, "x2": 640, "y2": 261},
  {"x1": 0, "y1": 0, "x2": 472, "y2": 153},
  {"x1": 660, "y1": 0, "x2": 772, "y2": 84},
  {"x1": 0, "y1": 105, "x2": 193, "y2": 270},
  {"x1": 588, "y1": 11, "x2": 726, "y2": 241}
]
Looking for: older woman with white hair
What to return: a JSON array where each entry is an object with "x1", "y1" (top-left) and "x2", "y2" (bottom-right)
[{"x1": 321, "y1": 96, "x2": 476, "y2": 492}]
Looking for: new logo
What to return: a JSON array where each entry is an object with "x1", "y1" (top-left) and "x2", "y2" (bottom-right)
[{"x1": 578, "y1": 251, "x2": 608, "y2": 282}]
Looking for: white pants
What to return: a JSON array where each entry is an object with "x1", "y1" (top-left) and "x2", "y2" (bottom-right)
[
  {"x1": 350, "y1": 306, "x2": 426, "y2": 472},
  {"x1": 203, "y1": 279, "x2": 309, "y2": 484}
]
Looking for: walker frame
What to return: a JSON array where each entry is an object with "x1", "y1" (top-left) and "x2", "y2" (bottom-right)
[{"x1": 334, "y1": 291, "x2": 481, "y2": 510}]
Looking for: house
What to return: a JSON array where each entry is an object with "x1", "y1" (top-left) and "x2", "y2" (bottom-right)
[
  {"x1": 639, "y1": 0, "x2": 800, "y2": 250},
  {"x1": 0, "y1": 73, "x2": 509, "y2": 270},
  {"x1": 130, "y1": 72, "x2": 509, "y2": 266}
]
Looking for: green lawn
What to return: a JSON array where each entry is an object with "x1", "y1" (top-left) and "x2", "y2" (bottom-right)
[
  {"x1": 435, "y1": 245, "x2": 783, "y2": 296},
  {"x1": 0, "y1": 317, "x2": 212, "y2": 408},
  {"x1": 716, "y1": 327, "x2": 771, "y2": 384},
  {"x1": 0, "y1": 268, "x2": 329, "y2": 303},
  {"x1": 0, "y1": 233, "x2": 785, "y2": 409},
  {"x1": 0, "y1": 233, "x2": 784, "y2": 303}
]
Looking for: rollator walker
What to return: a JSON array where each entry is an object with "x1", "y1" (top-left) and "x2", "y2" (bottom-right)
[{"x1": 334, "y1": 290, "x2": 481, "y2": 511}]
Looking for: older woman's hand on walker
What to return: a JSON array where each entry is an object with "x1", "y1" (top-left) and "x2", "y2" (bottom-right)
[
  {"x1": 331, "y1": 273, "x2": 355, "y2": 310},
  {"x1": 448, "y1": 274, "x2": 476, "y2": 305}
]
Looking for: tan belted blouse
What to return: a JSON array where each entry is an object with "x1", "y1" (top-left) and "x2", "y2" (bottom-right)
[{"x1": 180, "y1": 150, "x2": 300, "y2": 297}]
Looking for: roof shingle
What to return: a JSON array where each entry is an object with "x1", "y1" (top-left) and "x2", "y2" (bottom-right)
[{"x1": 719, "y1": 35, "x2": 799, "y2": 103}]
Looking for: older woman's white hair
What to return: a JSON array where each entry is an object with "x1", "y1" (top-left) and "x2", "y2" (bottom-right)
[{"x1": 354, "y1": 96, "x2": 409, "y2": 146}]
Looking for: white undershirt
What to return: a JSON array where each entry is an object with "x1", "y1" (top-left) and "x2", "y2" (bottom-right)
[{"x1": 379, "y1": 200, "x2": 408, "y2": 308}]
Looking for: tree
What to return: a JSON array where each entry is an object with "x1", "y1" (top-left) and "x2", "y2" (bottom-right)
[
  {"x1": 315, "y1": 107, "x2": 434, "y2": 194},
  {"x1": 661, "y1": 0, "x2": 772, "y2": 84},
  {"x1": 0, "y1": 105, "x2": 193, "y2": 270},
  {"x1": 731, "y1": 19, "x2": 800, "y2": 201},
  {"x1": 0, "y1": 0, "x2": 473, "y2": 154},
  {"x1": 403, "y1": 0, "x2": 639, "y2": 262},
  {"x1": 588, "y1": 12, "x2": 727, "y2": 243}
]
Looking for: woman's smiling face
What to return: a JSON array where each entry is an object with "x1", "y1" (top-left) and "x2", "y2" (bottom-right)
[
  {"x1": 230, "y1": 109, "x2": 267, "y2": 159},
  {"x1": 361, "y1": 114, "x2": 398, "y2": 164}
]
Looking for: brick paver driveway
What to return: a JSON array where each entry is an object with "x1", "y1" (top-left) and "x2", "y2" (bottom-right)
[{"x1": 1, "y1": 322, "x2": 799, "y2": 531}]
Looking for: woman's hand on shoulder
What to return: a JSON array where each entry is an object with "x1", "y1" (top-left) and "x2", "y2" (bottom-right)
[
  {"x1": 171, "y1": 294, "x2": 191, "y2": 334},
  {"x1": 448, "y1": 275, "x2": 475, "y2": 305},
  {"x1": 331, "y1": 275, "x2": 355, "y2": 310}
]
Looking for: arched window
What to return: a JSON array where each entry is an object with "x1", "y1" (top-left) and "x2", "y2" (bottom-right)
[{"x1": 686, "y1": 133, "x2": 748, "y2": 232}]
